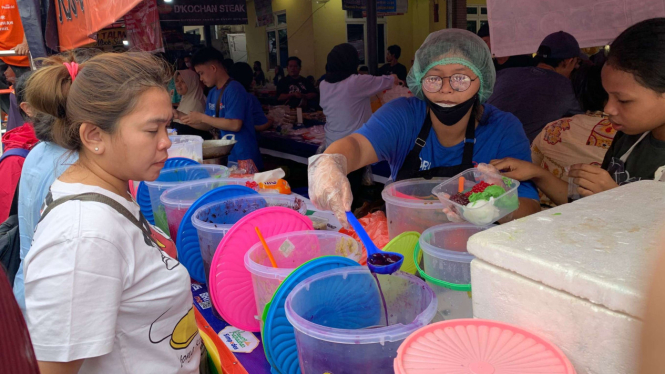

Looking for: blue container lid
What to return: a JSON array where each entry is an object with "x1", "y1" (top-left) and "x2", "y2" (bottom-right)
[
  {"x1": 136, "y1": 157, "x2": 200, "y2": 224},
  {"x1": 175, "y1": 185, "x2": 258, "y2": 283},
  {"x1": 261, "y1": 256, "x2": 360, "y2": 374}
]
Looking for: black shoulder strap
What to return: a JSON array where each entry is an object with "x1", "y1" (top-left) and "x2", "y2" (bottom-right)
[
  {"x1": 215, "y1": 79, "x2": 233, "y2": 118},
  {"x1": 461, "y1": 110, "x2": 477, "y2": 165},
  {"x1": 395, "y1": 110, "x2": 435, "y2": 181},
  {"x1": 9, "y1": 177, "x2": 20, "y2": 217},
  {"x1": 39, "y1": 193, "x2": 155, "y2": 247}
]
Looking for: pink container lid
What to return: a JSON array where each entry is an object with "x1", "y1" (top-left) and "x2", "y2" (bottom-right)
[
  {"x1": 208, "y1": 207, "x2": 312, "y2": 332},
  {"x1": 394, "y1": 319, "x2": 576, "y2": 374}
]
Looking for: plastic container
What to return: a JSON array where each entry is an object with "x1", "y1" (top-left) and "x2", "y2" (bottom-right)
[
  {"x1": 394, "y1": 319, "x2": 576, "y2": 374},
  {"x1": 285, "y1": 267, "x2": 437, "y2": 374},
  {"x1": 168, "y1": 135, "x2": 204, "y2": 163},
  {"x1": 416, "y1": 223, "x2": 491, "y2": 322},
  {"x1": 192, "y1": 194, "x2": 308, "y2": 283},
  {"x1": 145, "y1": 165, "x2": 229, "y2": 233},
  {"x1": 432, "y1": 168, "x2": 520, "y2": 226},
  {"x1": 381, "y1": 178, "x2": 450, "y2": 239},
  {"x1": 160, "y1": 178, "x2": 252, "y2": 241},
  {"x1": 245, "y1": 231, "x2": 361, "y2": 321}
]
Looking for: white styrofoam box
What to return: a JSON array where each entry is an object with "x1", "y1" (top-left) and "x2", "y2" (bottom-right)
[
  {"x1": 472, "y1": 259, "x2": 640, "y2": 374},
  {"x1": 468, "y1": 181, "x2": 665, "y2": 374}
]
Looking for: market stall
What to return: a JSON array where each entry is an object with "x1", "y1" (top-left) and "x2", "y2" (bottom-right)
[{"x1": 257, "y1": 105, "x2": 392, "y2": 184}]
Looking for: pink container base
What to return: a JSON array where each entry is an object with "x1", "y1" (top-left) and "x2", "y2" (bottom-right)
[{"x1": 394, "y1": 319, "x2": 576, "y2": 374}]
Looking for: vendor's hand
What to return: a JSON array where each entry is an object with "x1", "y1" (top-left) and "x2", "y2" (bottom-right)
[
  {"x1": 293, "y1": 91, "x2": 303, "y2": 99},
  {"x1": 391, "y1": 74, "x2": 400, "y2": 86},
  {"x1": 181, "y1": 111, "x2": 205, "y2": 126},
  {"x1": 12, "y1": 42, "x2": 29, "y2": 56},
  {"x1": 172, "y1": 109, "x2": 181, "y2": 120},
  {"x1": 568, "y1": 164, "x2": 619, "y2": 197},
  {"x1": 308, "y1": 154, "x2": 353, "y2": 228},
  {"x1": 490, "y1": 158, "x2": 544, "y2": 182}
]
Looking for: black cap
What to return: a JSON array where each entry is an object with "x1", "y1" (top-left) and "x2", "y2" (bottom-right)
[
  {"x1": 477, "y1": 23, "x2": 490, "y2": 38},
  {"x1": 537, "y1": 31, "x2": 581, "y2": 59}
]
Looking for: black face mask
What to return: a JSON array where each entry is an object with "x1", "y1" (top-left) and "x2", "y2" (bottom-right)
[{"x1": 425, "y1": 95, "x2": 477, "y2": 126}]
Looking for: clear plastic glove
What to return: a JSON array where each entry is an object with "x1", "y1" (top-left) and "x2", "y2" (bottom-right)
[
  {"x1": 308, "y1": 154, "x2": 353, "y2": 228},
  {"x1": 439, "y1": 192, "x2": 466, "y2": 222}
]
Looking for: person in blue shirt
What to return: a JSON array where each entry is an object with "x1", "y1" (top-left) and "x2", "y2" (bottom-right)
[
  {"x1": 178, "y1": 48, "x2": 263, "y2": 170},
  {"x1": 229, "y1": 61, "x2": 273, "y2": 131},
  {"x1": 308, "y1": 29, "x2": 541, "y2": 226}
]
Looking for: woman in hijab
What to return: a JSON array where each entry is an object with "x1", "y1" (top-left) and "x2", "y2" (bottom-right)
[
  {"x1": 172, "y1": 69, "x2": 212, "y2": 139},
  {"x1": 309, "y1": 30, "x2": 541, "y2": 227},
  {"x1": 318, "y1": 43, "x2": 399, "y2": 209}
]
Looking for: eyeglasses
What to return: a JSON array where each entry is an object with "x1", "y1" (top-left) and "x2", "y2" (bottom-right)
[{"x1": 421, "y1": 74, "x2": 479, "y2": 93}]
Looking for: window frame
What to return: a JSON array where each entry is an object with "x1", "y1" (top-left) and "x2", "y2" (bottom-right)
[
  {"x1": 466, "y1": 5, "x2": 488, "y2": 33},
  {"x1": 267, "y1": 10, "x2": 288, "y2": 69},
  {"x1": 345, "y1": 11, "x2": 388, "y2": 65}
]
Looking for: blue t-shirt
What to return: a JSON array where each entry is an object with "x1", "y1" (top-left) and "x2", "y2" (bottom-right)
[
  {"x1": 14, "y1": 142, "x2": 78, "y2": 311},
  {"x1": 205, "y1": 80, "x2": 263, "y2": 170},
  {"x1": 355, "y1": 97, "x2": 539, "y2": 201},
  {"x1": 250, "y1": 95, "x2": 268, "y2": 127}
]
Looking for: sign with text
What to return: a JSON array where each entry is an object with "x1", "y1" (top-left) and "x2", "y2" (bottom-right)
[
  {"x1": 157, "y1": 0, "x2": 247, "y2": 26},
  {"x1": 96, "y1": 27, "x2": 126, "y2": 50},
  {"x1": 487, "y1": 0, "x2": 665, "y2": 57},
  {"x1": 342, "y1": 0, "x2": 407, "y2": 15}
]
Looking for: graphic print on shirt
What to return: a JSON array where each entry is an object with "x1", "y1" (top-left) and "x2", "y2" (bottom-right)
[
  {"x1": 586, "y1": 119, "x2": 616, "y2": 149},
  {"x1": 149, "y1": 306, "x2": 201, "y2": 368},
  {"x1": 544, "y1": 118, "x2": 571, "y2": 145},
  {"x1": 419, "y1": 157, "x2": 431, "y2": 171},
  {"x1": 149, "y1": 307, "x2": 199, "y2": 349},
  {"x1": 288, "y1": 82, "x2": 307, "y2": 94}
]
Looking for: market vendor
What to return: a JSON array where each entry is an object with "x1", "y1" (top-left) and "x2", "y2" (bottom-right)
[
  {"x1": 308, "y1": 29, "x2": 541, "y2": 226},
  {"x1": 180, "y1": 47, "x2": 263, "y2": 170}
]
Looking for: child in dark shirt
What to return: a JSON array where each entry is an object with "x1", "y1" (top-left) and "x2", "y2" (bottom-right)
[{"x1": 492, "y1": 18, "x2": 665, "y2": 205}]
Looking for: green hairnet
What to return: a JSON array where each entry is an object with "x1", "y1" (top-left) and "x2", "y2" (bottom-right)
[{"x1": 407, "y1": 29, "x2": 496, "y2": 103}]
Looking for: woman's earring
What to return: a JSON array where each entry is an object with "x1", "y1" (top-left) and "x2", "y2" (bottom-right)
[{"x1": 95, "y1": 147, "x2": 99, "y2": 151}]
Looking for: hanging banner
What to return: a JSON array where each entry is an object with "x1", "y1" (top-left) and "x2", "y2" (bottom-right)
[
  {"x1": 96, "y1": 26, "x2": 125, "y2": 50},
  {"x1": 487, "y1": 0, "x2": 665, "y2": 57},
  {"x1": 342, "y1": 0, "x2": 407, "y2": 16},
  {"x1": 125, "y1": 0, "x2": 164, "y2": 53},
  {"x1": 55, "y1": 0, "x2": 142, "y2": 51},
  {"x1": 54, "y1": 0, "x2": 96, "y2": 49},
  {"x1": 157, "y1": 0, "x2": 248, "y2": 26},
  {"x1": 85, "y1": 0, "x2": 142, "y2": 37},
  {"x1": 255, "y1": 0, "x2": 273, "y2": 27}
]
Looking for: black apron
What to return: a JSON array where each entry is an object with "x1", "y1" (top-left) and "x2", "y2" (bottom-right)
[{"x1": 395, "y1": 109, "x2": 476, "y2": 181}]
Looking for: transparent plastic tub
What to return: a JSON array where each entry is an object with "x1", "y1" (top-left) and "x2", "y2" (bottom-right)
[
  {"x1": 168, "y1": 135, "x2": 204, "y2": 163},
  {"x1": 244, "y1": 231, "x2": 361, "y2": 321},
  {"x1": 160, "y1": 178, "x2": 253, "y2": 241},
  {"x1": 285, "y1": 267, "x2": 437, "y2": 374},
  {"x1": 417, "y1": 223, "x2": 492, "y2": 322},
  {"x1": 145, "y1": 165, "x2": 230, "y2": 233},
  {"x1": 192, "y1": 194, "x2": 308, "y2": 283},
  {"x1": 381, "y1": 178, "x2": 450, "y2": 239},
  {"x1": 432, "y1": 168, "x2": 520, "y2": 226}
]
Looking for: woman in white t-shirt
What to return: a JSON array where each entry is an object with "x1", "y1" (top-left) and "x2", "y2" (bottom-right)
[
  {"x1": 320, "y1": 43, "x2": 399, "y2": 148},
  {"x1": 23, "y1": 52, "x2": 200, "y2": 374},
  {"x1": 319, "y1": 43, "x2": 399, "y2": 209}
]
